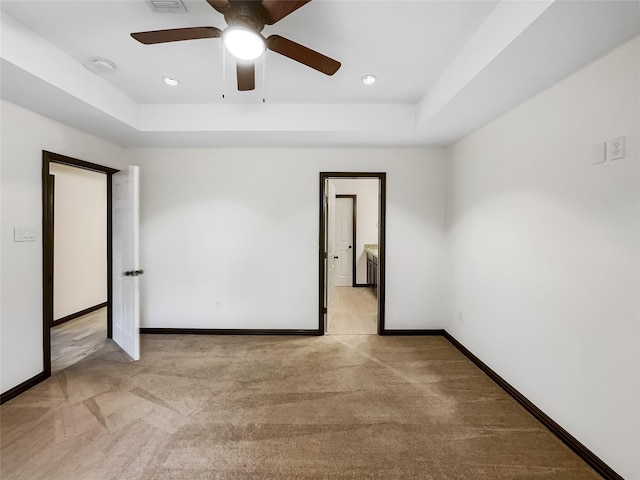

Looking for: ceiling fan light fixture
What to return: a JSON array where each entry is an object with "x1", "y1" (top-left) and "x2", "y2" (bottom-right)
[{"x1": 223, "y1": 27, "x2": 265, "y2": 61}]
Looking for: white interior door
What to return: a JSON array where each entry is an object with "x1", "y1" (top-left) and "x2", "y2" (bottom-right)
[
  {"x1": 112, "y1": 166, "x2": 141, "y2": 361},
  {"x1": 335, "y1": 197, "x2": 353, "y2": 287},
  {"x1": 326, "y1": 181, "x2": 337, "y2": 330}
]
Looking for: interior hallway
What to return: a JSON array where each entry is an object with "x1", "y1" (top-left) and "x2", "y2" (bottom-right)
[
  {"x1": 326, "y1": 286, "x2": 377, "y2": 335},
  {"x1": 51, "y1": 307, "x2": 108, "y2": 374}
]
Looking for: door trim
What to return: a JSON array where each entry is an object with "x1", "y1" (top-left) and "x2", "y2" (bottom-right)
[
  {"x1": 42, "y1": 151, "x2": 118, "y2": 378},
  {"x1": 319, "y1": 173, "x2": 386, "y2": 335},
  {"x1": 335, "y1": 194, "x2": 358, "y2": 287}
]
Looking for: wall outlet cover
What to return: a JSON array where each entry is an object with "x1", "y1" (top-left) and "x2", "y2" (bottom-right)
[{"x1": 606, "y1": 136, "x2": 625, "y2": 161}]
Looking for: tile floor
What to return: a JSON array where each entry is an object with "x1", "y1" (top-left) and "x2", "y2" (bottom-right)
[
  {"x1": 327, "y1": 286, "x2": 377, "y2": 335},
  {"x1": 51, "y1": 307, "x2": 108, "y2": 374}
]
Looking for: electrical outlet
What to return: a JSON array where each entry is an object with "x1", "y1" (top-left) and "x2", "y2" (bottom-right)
[
  {"x1": 458, "y1": 310, "x2": 464, "y2": 323},
  {"x1": 215, "y1": 299, "x2": 221, "y2": 311},
  {"x1": 606, "y1": 136, "x2": 625, "y2": 161}
]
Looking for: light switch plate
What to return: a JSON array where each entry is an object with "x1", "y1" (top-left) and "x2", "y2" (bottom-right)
[{"x1": 14, "y1": 227, "x2": 37, "y2": 242}]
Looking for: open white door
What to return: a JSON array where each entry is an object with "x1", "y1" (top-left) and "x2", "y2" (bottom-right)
[
  {"x1": 326, "y1": 181, "x2": 337, "y2": 331},
  {"x1": 112, "y1": 166, "x2": 141, "y2": 361}
]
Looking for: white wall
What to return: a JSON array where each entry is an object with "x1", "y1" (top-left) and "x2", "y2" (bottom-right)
[
  {"x1": 0, "y1": 99, "x2": 448, "y2": 393},
  {"x1": 0, "y1": 100, "x2": 128, "y2": 394},
  {"x1": 50, "y1": 163, "x2": 107, "y2": 320},
  {"x1": 133, "y1": 148, "x2": 448, "y2": 331},
  {"x1": 446, "y1": 36, "x2": 640, "y2": 480},
  {"x1": 331, "y1": 178, "x2": 378, "y2": 284}
]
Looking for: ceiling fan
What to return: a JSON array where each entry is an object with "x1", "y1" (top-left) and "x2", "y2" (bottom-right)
[{"x1": 131, "y1": 0, "x2": 341, "y2": 91}]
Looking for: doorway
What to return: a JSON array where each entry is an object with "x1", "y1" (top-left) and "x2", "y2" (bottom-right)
[
  {"x1": 319, "y1": 172, "x2": 386, "y2": 335},
  {"x1": 42, "y1": 151, "x2": 118, "y2": 378}
]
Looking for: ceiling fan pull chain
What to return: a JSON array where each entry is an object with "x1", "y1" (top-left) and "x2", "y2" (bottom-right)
[
  {"x1": 262, "y1": 54, "x2": 266, "y2": 103},
  {"x1": 222, "y1": 42, "x2": 226, "y2": 99}
]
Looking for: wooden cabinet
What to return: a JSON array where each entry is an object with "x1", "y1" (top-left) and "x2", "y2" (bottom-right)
[{"x1": 366, "y1": 251, "x2": 378, "y2": 297}]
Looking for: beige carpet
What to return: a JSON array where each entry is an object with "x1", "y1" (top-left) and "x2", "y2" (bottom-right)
[{"x1": 1, "y1": 335, "x2": 599, "y2": 479}]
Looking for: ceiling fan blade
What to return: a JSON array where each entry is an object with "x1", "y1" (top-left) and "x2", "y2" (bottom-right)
[
  {"x1": 206, "y1": 0, "x2": 231, "y2": 15},
  {"x1": 267, "y1": 35, "x2": 340, "y2": 76},
  {"x1": 259, "y1": 0, "x2": 310, "y2": 24},
  {"x1": 131, "y1": 27, "x2": 222, "y2": 45},
  {"x1": 237, "y1": 62, "x2": 256, "y2": 91}
]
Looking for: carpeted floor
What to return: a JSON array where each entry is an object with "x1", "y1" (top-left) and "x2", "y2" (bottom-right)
[{"x1": 1, "y1": 335, "x2": 600, "y2": 479}]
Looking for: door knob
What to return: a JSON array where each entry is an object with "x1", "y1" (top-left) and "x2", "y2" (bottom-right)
[
  {"x1": 124, "y1": 269, "x2": 145, "y2": 277},
  {"x1": 334, "y1": 256, "x2": 339, "y2": 259}
]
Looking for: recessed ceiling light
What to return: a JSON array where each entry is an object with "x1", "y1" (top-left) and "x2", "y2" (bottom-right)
[
  {"x1": 163, "y1": 76, "x2": 180, "y2": 86},
  {"x1": 92, "y1": 58, "x2": 116, "y2": 73},
  {"x1": 362, "y1": 74, "x2": 376, "y2": 85}
]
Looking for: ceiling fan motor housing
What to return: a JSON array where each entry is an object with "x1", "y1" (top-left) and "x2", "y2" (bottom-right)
[{"x1": 224, "y1": 4, "x2": 266, "y2": 33}]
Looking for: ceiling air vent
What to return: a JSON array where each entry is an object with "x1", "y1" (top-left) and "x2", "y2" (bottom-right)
[{"x1": 145, "y1": 0, "x2": 187, "y2": 13}]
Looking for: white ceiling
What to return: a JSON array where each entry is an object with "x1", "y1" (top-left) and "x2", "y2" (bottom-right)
[{"x1": 1, "y1": 0, "x2": 639, "y2": 148}]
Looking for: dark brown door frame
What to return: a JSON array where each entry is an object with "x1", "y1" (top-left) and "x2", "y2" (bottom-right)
[
  {"x1": 42, "y1": 151, "x2": 119, "y2": 378},
  {"x1": 335, "y1": 194, "x2": 359, "y2": 288},
  {"x1": 319, "y1": 173, "x2": 386, "y2": 335}
]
